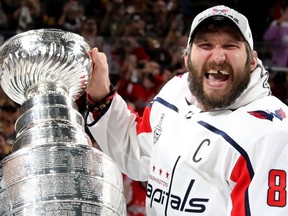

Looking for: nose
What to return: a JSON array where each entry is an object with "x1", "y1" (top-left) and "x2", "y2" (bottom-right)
[{"x1": 211, "y1": 45, "x2": 226, "y2": 64}]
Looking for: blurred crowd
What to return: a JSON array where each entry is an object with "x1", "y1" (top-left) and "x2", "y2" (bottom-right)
[{"x1": 1, "y1": 0, "x2": 288, "y2": 215}]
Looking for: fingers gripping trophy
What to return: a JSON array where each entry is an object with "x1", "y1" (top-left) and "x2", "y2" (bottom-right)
[{"x1": 0, "y1": 29, "x2": 126, "y2": 215}]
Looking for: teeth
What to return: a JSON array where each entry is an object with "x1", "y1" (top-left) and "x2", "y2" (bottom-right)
[
  {"x1": 207, "y1": 70, "x2": 229, "y2": 75},
  {"x1": 219, "y1": 70, "x2": 229, "y2": 75},
  {"x1": 207, "y1": 70, "x2": 218, "y2": 74}
]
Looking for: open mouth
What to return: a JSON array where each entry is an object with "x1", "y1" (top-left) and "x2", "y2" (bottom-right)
[{"x1": 205, "y1": 70, "x2": 230, "y2": 82}]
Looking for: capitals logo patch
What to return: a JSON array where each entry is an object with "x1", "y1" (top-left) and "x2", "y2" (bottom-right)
[{"x1": 248, "y1": 108, "x2": 286, "y2": 121}]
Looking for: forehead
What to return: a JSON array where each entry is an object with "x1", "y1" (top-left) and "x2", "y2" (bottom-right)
[{"x1": 193, "y1": 19, "x2": 244, "y2": 42}]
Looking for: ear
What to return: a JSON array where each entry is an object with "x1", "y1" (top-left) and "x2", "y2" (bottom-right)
[
  {"x1": 250, "y1": 50, "x2": 258, "y2": 71},
  {"x1": 184, "y1": 52, "x2": 188, "y2": 68}
]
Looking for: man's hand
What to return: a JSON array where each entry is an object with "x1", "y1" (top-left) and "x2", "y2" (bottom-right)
[{"x1": 86, "y1": 48, "x2": 111, "y2": 102}]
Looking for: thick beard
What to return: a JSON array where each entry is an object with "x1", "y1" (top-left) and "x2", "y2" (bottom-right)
[{"x1": 187, "y1": 59, "x2": 251, "y2": 110}]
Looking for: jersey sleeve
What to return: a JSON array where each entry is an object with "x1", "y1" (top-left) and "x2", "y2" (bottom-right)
[
  {"x1": 87, "y1": 93, "x2": 153, "y2": 181},
  {"x1": 86, "y1": 74, "x2": 188, "y2": 181}
]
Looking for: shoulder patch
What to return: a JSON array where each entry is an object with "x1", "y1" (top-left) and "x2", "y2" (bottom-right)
[{"x1": 248, "y1": 108, "x2": 286, "y2": 121}]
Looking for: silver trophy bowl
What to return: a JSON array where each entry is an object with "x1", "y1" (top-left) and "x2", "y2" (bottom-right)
[
  {"x1": 0, "y1": 29, "x2": 126, "y2": 215},
  {"x1": 0, "y1": 28, "x2": 91, "y2": 105}
]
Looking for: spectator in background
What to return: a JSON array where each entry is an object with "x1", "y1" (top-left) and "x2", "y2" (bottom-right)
[
  {"x1": 165, "y1": 0, "x2": 181, "y2": 16},
  {"x1": 264, "y1": 2, "x2": 288, "y2": 67},
  {"x1": 84, "y1": 0, "x2": 106, "y2": 22},
  {"x1": 112, "y1": 36, "x2": 150, "y2": 89},
  {"x1": 0, "y1": 103, "x2": 20, "y2": 145},
  {"x1": 99, "y1": 0, "x2": 126, "y2": 37},
  {"x1": 0, "y1": 88, "x2": 13, "y2": 107},
  {"x1": 117, "y1": 60, "x2": 165, "y2": 114},
  {"x1": 268, "y1": 72, "x2": 288, "y2": 104},
  {"x1": 163, "y1": 34, "x2": 188, "y2": 74},
  {"x1": 125, "y1": 0, "x2": 148, "y2": 15},
  {"x1": 80, "y1": 16, "x2": 104, "y2": 50},
  {"x1": 123, "y1": 13, "x2": 146, "y2": 38},
  {"x1": 58, "y1": 0, "x2": 84, "y2": 33},
  {"x1": 267, "y1": 0, "x2": 286, "y2": 21},
  {"x1": 41, "y1": 0, "x2": 66, "y2": 28},
  {"x1": 263, "y1": 1, "x2": 288, "y2": 104},
  {"x1": 145, "y1": 0, "x2": 171, "y2": 38},
  {"x1": 114, "y1": 37, "x2": 150, "y2": 69},
  {"x1": 0, "y1": 131, "x2": 11, "y2": 160},
  {"x1": 0, "y1": 1, "x2": 8, "y2": 30},
  {"x1": 1, "y1": 0, "x2": 21, "y2": 31},
  {"x1": 13, "y1": 0, "x2": 41, "y2": 33},
  {"x1": 0, "y1": 1, "x2": 8, "y2": 46}
]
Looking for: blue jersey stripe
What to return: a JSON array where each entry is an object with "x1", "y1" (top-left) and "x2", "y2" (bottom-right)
[
  {"x1": 154, "y1": 97, "x2": 179, "y2": 113},
  {"x1": 197, "y1": 120, "x2": 254, "y2": 178}
]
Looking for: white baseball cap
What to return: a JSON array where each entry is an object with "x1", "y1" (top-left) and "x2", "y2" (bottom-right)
[{"x1": 187, "y1": 5, "x2": 253, "y2": 49}]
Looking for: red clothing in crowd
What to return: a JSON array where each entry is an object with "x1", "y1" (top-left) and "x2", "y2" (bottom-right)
[{"x1": 123, "y1": 175, "x2": 147, "y2": 216}]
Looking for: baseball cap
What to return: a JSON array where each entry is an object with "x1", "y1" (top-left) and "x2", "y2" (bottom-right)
[{"x1": 187, "y1": 5, "x2": 253, "y2": 49}]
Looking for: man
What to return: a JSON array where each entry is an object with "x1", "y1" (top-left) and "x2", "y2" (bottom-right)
[{"x1": 86, "y1": 5, "x2": 288, "y2": 215}]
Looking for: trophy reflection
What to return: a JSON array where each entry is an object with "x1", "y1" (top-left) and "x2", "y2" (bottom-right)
[{"x1": 0, "y1": 29, "x2": 126, "y2": 215}]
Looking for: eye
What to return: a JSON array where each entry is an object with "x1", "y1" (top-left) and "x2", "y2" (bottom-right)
[
  {"x1": 223, "y1": 44, "x2": 238, "y2": 50},
  {"x1": 198, "y1": 43, "x2": 213, "y2": 50}
]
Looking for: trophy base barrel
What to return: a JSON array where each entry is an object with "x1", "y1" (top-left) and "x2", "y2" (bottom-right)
[
  {"x1": 0, "y1": 144, "x2": 126, "y2": 216},
  {"x1": 8, "y1": 202, "x2": 123, "y2": 216}
]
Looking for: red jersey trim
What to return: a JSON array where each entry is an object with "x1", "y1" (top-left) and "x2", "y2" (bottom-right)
[
  {"x1": 133, "y1": 105, "x2": 152, "y2": 135},
  {"x1": 230, "y1": 155, "x2": 252, "y2": 216}
]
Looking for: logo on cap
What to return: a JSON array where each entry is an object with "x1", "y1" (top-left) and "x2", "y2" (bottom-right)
[{"x1": 212, "y1": 8, "x2": 229, "y2": 13}]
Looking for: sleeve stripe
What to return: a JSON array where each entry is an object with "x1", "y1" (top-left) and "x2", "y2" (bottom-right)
[
  {"x1": 134, "y1": 97, "x2": 179, "y2": 135},
  {"x1": 154, "y1": 97, "x2": 179, "y2": 113}
]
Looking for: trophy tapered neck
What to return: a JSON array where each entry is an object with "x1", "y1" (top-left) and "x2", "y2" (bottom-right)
[{"x1": 25, "y1": 82, "x2": 69, "y2": 99}]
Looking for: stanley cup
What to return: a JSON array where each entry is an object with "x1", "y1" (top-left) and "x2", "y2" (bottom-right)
[{"x1": 0, "y1": 29, "x2": 126, "y2": 215}]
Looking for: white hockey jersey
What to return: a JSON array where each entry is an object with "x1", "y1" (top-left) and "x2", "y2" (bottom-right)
[{"x1": 88, "y1": 59, "x2": 288, "y2": 215}]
